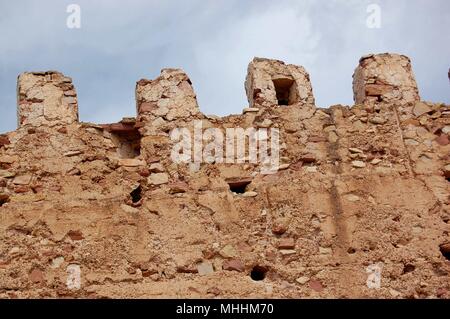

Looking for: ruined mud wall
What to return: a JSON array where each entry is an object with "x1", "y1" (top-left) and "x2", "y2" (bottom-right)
[{"x1": 0, "y1": 53, "x2": 449, "y2": 298}]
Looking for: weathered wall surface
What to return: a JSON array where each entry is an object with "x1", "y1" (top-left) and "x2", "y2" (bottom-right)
[
  {"x1": 0, "y1": 54, "x2": 449, "y2": 298},
  {"x1": 353, "y1": 53, "x2": 420, "y2": 106},
  {"x1": 245, "y1": 57, "x2": 315, "y2": 108},
  {"x1": 17, "y1": 72, "x2": 79, "y2": 128}
]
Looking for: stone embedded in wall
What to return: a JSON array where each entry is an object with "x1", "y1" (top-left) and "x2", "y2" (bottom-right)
[
  {"x1": 17, "y1": 71, "x2": 79, "y2": 128},
  {"x1": 245, "y1": 57, "x2": 315, "y2": 109},
  {"x1": 352, "y1": 53, "x2": 420, "y2": 106},
  {"x1": 135, "y1": 68, "x2": 200, "y2": 135}
]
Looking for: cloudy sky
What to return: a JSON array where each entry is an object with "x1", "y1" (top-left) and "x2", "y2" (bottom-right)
[{"x1": 0, "y1": 0, "x2": 449, "y2": 133}]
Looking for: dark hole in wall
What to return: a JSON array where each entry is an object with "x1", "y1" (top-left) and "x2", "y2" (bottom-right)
[
  {"x1": 440, "y1": 243, "x2": 450, "y2": 261},
  {"x1": 226, "y1": 178, "x2": 252, "y2": 194},
  {"x1": 444, "y1": 165, "x2": 450, "y2": 182},
  {"x1": 130, "y1": 185, "x2": 142, "y2": 203},
  {"x1": 273, "y1": 78, "x2": 295, "y2": 106},
  {"x1": 107, "y1": 122, "x2": 141, "y2": 159},
  {"x1": 402, "y1": 264, "x2": 416, "y2": 274},
  {"x1": 0, "y1": 194, "x2": 9, "y2": 207},
  {"x1": 250, "y1": 265, "x2": 268, "y2": 281}
]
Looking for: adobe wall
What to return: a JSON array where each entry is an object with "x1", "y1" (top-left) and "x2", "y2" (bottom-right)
[
  {"x1": 245, "y1": 57, "x2": 315, "y2": 108},
  {"x1": 0, "y1": 54, "x2": 448, "y2": 298},
  {"x1": 17, "y1": 71, "x2": 79, "y2": 127}
]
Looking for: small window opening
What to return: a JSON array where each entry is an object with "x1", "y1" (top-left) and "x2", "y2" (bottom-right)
[
  {"x1": 108, "y1": 120, "x2": 141, "y2": 159},
  {"x1": 226, "y1": 178, "x2": 252, "y2": 194},
  {"x1": 130, "y1": 185, "x2": 142, "y2": 203},
  {"x1": 440, "y1": 243, "x2": 450, "y2": 261},
  {"x1": 273, "y1": 78, "x2": 296, "y2": 106},
  {"x1": 250, "y1": 265, "x2": 268, "y2": 281}
]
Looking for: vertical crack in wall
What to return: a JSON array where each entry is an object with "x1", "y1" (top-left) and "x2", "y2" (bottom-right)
[
  {"x1": 326, "y1": 107, "x2": 358, "y2": 296},
  {"x1": 392, "y1": 104, "x2": 415, "y2": 177},
  {"x1": 327, "y1": 107, "x2": 348, "y2": 249},
  {"x1": 392, "y1": 104, "x2": 444, "y2": 210}
]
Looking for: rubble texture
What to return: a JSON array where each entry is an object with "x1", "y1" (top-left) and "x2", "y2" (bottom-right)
[
  {"x1": 245, "y1": 57, "x2": 315, "y2": 108},
  {"x1": 17, "y1": 72, "x2": 79, "y2": 127},
  {"x1": 0, "y1": 53, "x2": 449, "y2": 299},
  {"x1": 353, "y1": 53, "x2": 420, "y2": 106}
]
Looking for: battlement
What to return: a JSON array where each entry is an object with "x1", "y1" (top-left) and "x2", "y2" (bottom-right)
[
  {"x1": 245, "y1": 57, "x2": 315, "y2": 108},
  {"x1": 17, "y1": 71, "x2": 79, "y2": 128},
  {"x1": 10, "y1": 53, "x2": 449, "y2": 190},
  {"x1": 353, "y1": 53, "x2": 420, "y2": 106},
  {"x1": 14, "y1": 53, "x2": 432, "y2": 129}
]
